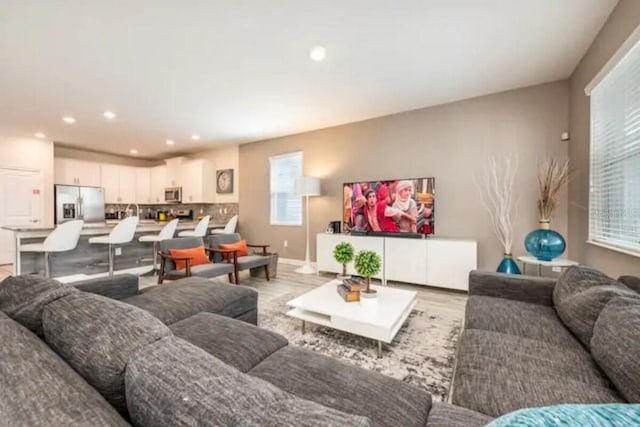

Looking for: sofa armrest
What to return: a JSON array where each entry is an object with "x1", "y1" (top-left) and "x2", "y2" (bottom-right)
[
  {"x1": 469, "y1": 270, "x2": 556, "y2": 306},
  {"x1": 73, "y1": 274, "x2": 139, "y2": 300}
]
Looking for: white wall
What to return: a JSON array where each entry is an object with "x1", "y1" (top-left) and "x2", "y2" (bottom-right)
[{"x1": 0, "y1": 137, "x2": 55, "y2": 226}]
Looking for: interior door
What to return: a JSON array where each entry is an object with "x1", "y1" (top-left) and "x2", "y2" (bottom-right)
[{"x1": 0, "y1": 168, "x2": 45, "y2": 265}]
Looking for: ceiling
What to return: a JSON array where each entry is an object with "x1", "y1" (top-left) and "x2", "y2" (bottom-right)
[{"x1": 0, "y1": 0, "x2": 618, "y2": 159}]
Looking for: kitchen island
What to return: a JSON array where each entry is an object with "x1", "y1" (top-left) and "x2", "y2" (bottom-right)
[{"x1": 2, "y1": 220, "x2": 226, "y2": 278}]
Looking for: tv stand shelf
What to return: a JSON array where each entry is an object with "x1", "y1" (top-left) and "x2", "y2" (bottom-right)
[{"x1": 316, "y1": 233, "x2": 477, "y2": 291}]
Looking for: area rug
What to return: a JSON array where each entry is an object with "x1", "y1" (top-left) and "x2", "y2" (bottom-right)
[{"x1": 258, "y1": 293, "x2": 462, "y2": 401}]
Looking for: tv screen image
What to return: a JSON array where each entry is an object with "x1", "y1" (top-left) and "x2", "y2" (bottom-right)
[{"x1": 343, "y1": 178, "x2": 435, "y2": 235}]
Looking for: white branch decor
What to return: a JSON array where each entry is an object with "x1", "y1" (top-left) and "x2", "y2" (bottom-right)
[{"x1": 475, "y1": 154, "x2": 520, "y2": 254}]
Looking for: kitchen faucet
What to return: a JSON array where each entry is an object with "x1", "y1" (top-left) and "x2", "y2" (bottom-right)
[{"x1": 124, "y1": 203, "x2": 140, "y2": 218}]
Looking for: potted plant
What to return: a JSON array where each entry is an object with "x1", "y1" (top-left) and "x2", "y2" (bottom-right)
[
  {"x1": 333, "y1": 242, "x2": 355, "y2": 279},
  {"x1": 354, "y1": 250, "x2": 382, "y2": 305}
]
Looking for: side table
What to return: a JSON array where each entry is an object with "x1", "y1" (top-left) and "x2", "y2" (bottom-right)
[{"x1": 517, "y1": 255, "x2": 579, "y2": 276}]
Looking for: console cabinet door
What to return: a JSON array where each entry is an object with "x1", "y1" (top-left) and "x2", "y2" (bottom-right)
[
  {"x1": 384, "y1": 238, "x2": 427, "y2": 285},
  {"x1": 426, "y1": 239, "x2": 477, "y2": 291}
]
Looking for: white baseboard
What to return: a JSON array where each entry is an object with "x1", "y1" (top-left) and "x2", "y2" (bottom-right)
[{"x1": 278, "y1": 257, "x2": 317, "y2": 267}]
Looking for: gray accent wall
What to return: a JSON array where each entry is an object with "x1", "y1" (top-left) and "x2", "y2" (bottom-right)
[
  {"x1": 239, "y1": 81, "x2": 570, "y2": 270},
  {"x1": 569, "y1": 0, "x2": 640, "y2": 277}
]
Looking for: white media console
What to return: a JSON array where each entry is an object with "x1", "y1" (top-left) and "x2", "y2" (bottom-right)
[{"x1": 316, "y1": 233, "x2": 477, "y2": 291}]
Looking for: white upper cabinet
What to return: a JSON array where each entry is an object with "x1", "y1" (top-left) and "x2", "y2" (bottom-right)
[
  {"x1": 150, "y1": 165, "x2": 167, "y2": 203},
  {"x1": 100, "y1": 164, "x2": 137, "y2": 204},
  {"x1": 135, "y1": 168, "x2": 152, "y2": 204},
  {"x1": 54, "y1": 158, "x2": 101, "y2": 187},
  {"x1": 56, "y1": 157, "x2": 213, "y2": 204},
  {"x1": 180, "y1": 160, "x2": 213, "y2": 203}
]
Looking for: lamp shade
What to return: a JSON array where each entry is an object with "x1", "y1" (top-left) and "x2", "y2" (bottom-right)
[{"x1": 295, "y1": 176, "x2": 320, "y2": 196}]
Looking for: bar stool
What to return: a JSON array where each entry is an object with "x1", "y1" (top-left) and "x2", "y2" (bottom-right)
[
  {"x1": 178, "y1": 215, "x2": 210, "y2": 237},
  {"x1": 88, "y1": 216, "x2": 139, "y2": 277},
  {"x1": 138, "y1": 218, "x2": 179, "y2": 274},
  {"x1": 19, "y1": 220, "x2": 84, "y2": 278},
  {"x1": 211, "y1": 215, "x2": 238, "y2": 235}
]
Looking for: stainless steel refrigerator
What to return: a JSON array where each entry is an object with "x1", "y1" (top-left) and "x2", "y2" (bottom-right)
[{"x1": 55, "y1": 185, "x2": 105, "y2": 225}]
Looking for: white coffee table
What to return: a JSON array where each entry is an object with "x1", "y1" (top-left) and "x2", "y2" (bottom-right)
[{"x1": 286, "y1": 279, "x2": 417, "y2": 358}]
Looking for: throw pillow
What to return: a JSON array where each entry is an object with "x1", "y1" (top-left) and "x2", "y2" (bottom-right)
[
  {"x1": 220, "y1": 240, "x2": 249, "y2": 257},
  {"x1": 591, "y1": 297, "x2": 640, "y2": 402},
  {"x1": 487, "y1": 404, "x2": 640, "y2": 427},
  {"x1": 169, "y1": 246, "x2": 211, "y2": 270},
  {"x1": 553, "y1": 266, "x2": 639, "y2": 348}
]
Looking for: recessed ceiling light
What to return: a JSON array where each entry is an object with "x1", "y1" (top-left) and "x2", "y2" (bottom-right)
[
  {"x1": 34, "y1": 132, "x2": 45, "y2": 139},
  {"x1": 191, "y1": 134, "x2": 200, "y2": 141},
  {"x1": 103, "y1": 111, "x2": 116, "y2": 119},
  {"x1": 62, "y1": 116, "x2": 76, "y2": 124},
  {"x1": 166, "y1": 139, "x2": 175, "y2": 146},
  {"x1": 309, "y1": 46, "x2": 326, "y2": 62},
  {"x1": 129, "y1": 149, "x2": 138, "y2": 155}
]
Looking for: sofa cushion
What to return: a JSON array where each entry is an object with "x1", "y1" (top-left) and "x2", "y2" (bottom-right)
[
  {"x1": 592, "y1": 297, "x2": 640, "y2": 403},
  {"x1": 465, "y1": 295, "x2": 583, "y2": 350},
  {"x1": 43, "y1": 292, "x2": 171, "y2": 415},
  {"x1": 0, "y1": 315, "x2": 128, "y2": 426},
  {"x1": 125, "y1": 335, "x2": 371, "y2": 427},
  {"x1": 426, "y1": 403, "x2": 493, "y2": 427},
  {"x1": 236, "y1": 254, "x2": 271, "y2": 270},
  {"x1": 170, "y1": 312, "x2": 288, "y2": 372},
  {"x1": 169, "y1": 245, "x2": 211, "y2": 270},
  {"x1": 452, "y1": 329, "x2": 622, "y2": 417},
  {"x1": 553, "y1": 266, "x2": 639, "y2": 348},
  {"x1": 618, "y1": 275, "x2": 640, "y2": 293},
  {"x1": 0, "y1": 275, "x2": 77, "y2": 336},
  {"x1": 249, "y1": 346, "x2": 431, "y2": 427},
  {"x1": 123, "y1": 277, "x2": 257, "y2": 325}
]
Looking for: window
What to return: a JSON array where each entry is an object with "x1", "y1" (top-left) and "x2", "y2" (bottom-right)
[
  {"x1": 270, "y1": 151, "x2": 302, "y2": 225},
  {"x1": 589, "y1": 38, "x2": 640, "y2": 256}
]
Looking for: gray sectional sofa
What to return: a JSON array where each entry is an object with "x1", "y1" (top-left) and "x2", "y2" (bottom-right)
[
  {"x1": 452, "y1": 266, "x2": 640, "y2": 418},
  {"x1": 0, "y1": 273, "x2": 491, "y2": 427}
]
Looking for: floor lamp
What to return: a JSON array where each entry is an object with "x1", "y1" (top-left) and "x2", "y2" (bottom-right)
[{"x1": 295, "y1": 176, "x2": 321, "y2": 274}]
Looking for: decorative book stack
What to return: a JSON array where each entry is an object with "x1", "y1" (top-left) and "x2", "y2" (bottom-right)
[{"x1": 337, "y1": 277, "x2": 366, "y2": 302}]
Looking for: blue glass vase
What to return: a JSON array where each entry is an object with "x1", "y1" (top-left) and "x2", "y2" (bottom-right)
[
  {"x1": 497, "y1": 253, "x2": 521, "y2": 274},
  {"x1": 525, "y1": 220, "x2": 566, "y2": 261}
]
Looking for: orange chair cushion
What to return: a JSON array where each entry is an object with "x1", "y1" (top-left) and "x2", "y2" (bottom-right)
[
  {"x1": 219, "y1": 240, "x2": 249, "y2": 257},
  {"x1": 169, "y1": 246, "x2": 211, "y2": 270}
]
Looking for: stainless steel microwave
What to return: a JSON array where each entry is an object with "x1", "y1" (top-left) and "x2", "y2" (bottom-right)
[{"x1": 164, "y1": 187, "x2": 182, "y2": 203}]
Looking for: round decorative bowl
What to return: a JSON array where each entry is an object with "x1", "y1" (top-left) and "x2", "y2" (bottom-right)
[{"x1": 525, "y1": 224, "x2": 566, "y2": 261}]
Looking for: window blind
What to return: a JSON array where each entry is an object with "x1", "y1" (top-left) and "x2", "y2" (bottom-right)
[
  {"x1": 589, "y1": 38, "x2": 640, "y2": 255},
  {"x1": 270, "y1": 152, "x2": 302, "y2": 226}
]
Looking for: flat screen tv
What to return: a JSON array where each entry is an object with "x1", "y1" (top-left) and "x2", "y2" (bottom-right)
[{"x1": 342, "y1": 178, "x2": 435, "y2": 235}]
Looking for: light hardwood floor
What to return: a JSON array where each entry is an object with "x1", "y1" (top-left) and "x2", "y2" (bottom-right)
[{"x1": 1, "y1": 262, "x2": 468, "y2": 319}]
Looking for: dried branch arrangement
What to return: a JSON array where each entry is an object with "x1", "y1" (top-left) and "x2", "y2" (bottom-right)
[
  {"x1": 537, "y1": 159, "x2": 570, "y2": 221},
  {"x1": 475, "y1": 154, "x2": 520, "y2": 254}
]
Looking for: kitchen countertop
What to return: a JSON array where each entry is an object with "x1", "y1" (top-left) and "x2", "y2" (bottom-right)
[{"x1": 2, "y1": 220, "x2": 226, "y2": 237}]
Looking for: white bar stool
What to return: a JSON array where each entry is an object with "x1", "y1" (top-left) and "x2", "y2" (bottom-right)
[
  {"x1": 19, "y1": 220, "x2": 84, "y2": 278},
  {"x1": 211, "y1": 215, "x2": 238, "y2": 235},
  {"x1": 178, "y1": 215, "x2": 210, "y2": 237},
  {"x1": 88, "y1": 216, "x2": 139, "y2": 277},
  {"x1": 138, "y1": 219, "x2": 179, "y2": 274}
]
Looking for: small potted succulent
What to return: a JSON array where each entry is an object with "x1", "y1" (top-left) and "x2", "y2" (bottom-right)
[
  {"x1": 333, "y1": 242, "x2": 355, "y2": 280},
  {"x1": 354, "y1": 250, "x2": 382, "y2": 305}
]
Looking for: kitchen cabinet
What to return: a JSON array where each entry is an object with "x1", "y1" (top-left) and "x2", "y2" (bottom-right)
[
  {"x1": 180, "y1": 160, "x2": 214, "y2": 203},
  {"x1": 135, "y1": 168, "x2": 152, "y2": 204},
  {"x1": 54, "y1": 158, "x2": 101, "y2": 187},
  {"x1": 150, "y1": 165, "x2": 167, "y2": 203},
  {"x1": 100, "y1": 164, "x2": 137, "y2": 204}
]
